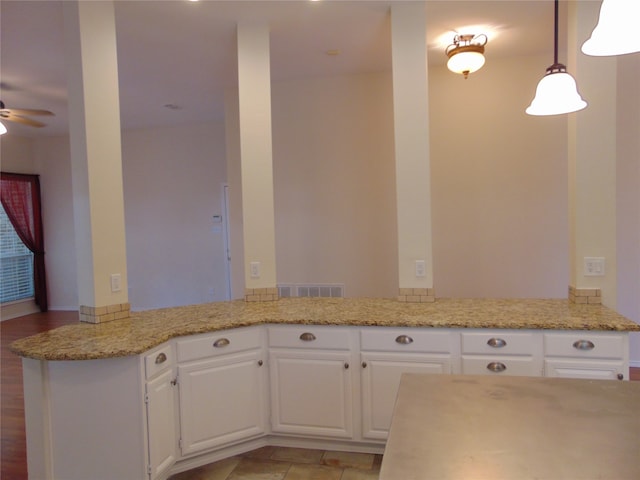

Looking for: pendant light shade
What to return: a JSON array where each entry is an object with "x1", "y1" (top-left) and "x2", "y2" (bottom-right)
[
  {"x1": 526, "y1": 0, "x2": 587, "y2": 116},
  {"x1": 526, "y1": 66, "x2": 587, "y2": 116},
  {"x1": 446, "y1": 34, "x2": 487, "y2": 79},
  {"x1": 0, "y1": 121, "x2": 6, "y2": 135},
  {"x1": 582, "y1": 0, "x2": 640, "y2": 56}
]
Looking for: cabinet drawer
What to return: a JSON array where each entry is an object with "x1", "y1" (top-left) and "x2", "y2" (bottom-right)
[
  {"x1": 176, "y1": 327, "x2": 262, "y2": 363},
  {"x1": 145, "y1": 343, "x2": 174, "y2": 380},
  {"x1": 268, "y1": 325, "x2": 351, "y2": 350},
  {"x1": 544, "y1": 332, "x2": 625, "y2": 359},
  {"x1": 461, "y1": 331, "x2": 539, "y2": 355},
  {"x1": 462, "y1": 356, "x2": 539, "y2": 376},
  {"x1": 360, "y1": 328, "x2": 454, "y2": 353}
]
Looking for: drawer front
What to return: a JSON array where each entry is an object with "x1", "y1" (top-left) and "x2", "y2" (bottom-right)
[
  {"x1": 461, "y1": 331, "x2": 539, "y2": 355},
  {"x1": 145, "y1": 343, "x2": 173, "y2": 380},
  {"x1": 462, "y1": 356, "x2": 539, "y2": 376},
  {"x1": 176, "y1": 327, "x2": 262, "y2": 363},
  {"x1": 267, "y1": 326, "x2": 351, "y2": 350},
  {"x1": 544, "y1": 332, "x2": 625, "y2": 359},
  {"x1": 360, "y1": 328, "x2": 454, "y2": 353}
]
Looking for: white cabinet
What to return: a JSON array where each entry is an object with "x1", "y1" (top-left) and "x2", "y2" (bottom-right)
[
  {"x1": 268, "y1": 326, "x2": 354, "y2": 439},
  {"x1": 144, "y1": 344, "x2": 179, "y2": 480},
  {"x1": 176, "y1": 327, "x2": 267, "y2": 456},
  {"x1": 461, "y1": 330, "x2": 543, "y2": 377},
  {"x1": 544, "y1": 331, "x2": 627, "y2": 380},
  {"x1": 359, "y1": 328, "x2": 456, "y2": 441}
]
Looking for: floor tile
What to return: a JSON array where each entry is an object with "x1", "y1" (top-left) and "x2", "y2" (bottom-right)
[
  {"x1": 340, "y1": 468, "x2": 380, "y2": 480},
  {"x1": 243, "y1": 446, "x2": 278, "y2": 460},
  {"x1": 270, "y1": 447, "x2": 325, "y2": 464},
  {"x1": 321, "y1": 451, "x2": 375, "y2": 470},
  {"x1": 372, "y1": 454, "x2": 383, "y2": 471},
  {"x1": 227, "y1": 457, "x2": 290, "y2": 480},
  {"x1": 169, "y1": 456, "x2": 241, "y2": 480},
  {"x1": 283, "y1": 463, "x2": 343, "y2": 480}
]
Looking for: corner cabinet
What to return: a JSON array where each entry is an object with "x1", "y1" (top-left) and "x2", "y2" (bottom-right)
[
  {"x1": 175, "y1": 327, "x2": 268, "y2": 456},
  {"x1": 267, "y1": 326, "x2": 355, "y2": 439}
]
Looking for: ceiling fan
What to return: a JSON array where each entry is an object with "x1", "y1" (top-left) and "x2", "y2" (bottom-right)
[{"x1": 0, "y1": 100, "x2": 54, "y2": 128}]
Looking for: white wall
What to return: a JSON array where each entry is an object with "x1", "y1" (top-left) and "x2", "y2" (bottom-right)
[
  {"x1": 24, "y1": 122, "x2": 229, "y2": 311},
  {"x1": 122, "y1": 123, "x2": 228, "y2": 309},
  {"x1": 271, "y1": 73, "x2": 398, "y2": 297},
  {"x1": 429, "y1": 54, "x2": 569, "y2": 298}
]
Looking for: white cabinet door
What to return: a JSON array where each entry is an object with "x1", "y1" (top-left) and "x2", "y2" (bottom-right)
[
  {"x1": 146, "y1": 368, "x2": 179, "y2": 480},
  {"x1": 360, "y1": 352, "x2": 451, "y2": 440},
  {"x1": 178, "y1": 350, "x2": 267, "y2": 456},
  {"x1": 269, "y1": 349, "x2": 354, "y2": 439},
  {"x1": 544, "y1": 359, "x2": 625, "y2": 380}
]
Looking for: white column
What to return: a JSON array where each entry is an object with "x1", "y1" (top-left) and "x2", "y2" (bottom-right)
[
  {"x1": 391, "y1": 3, "x2": 434, "y2": 303},
  {"x1": 567, "y1": 1, "x2": 617, "y2": 307},
  {"x1": 63, "y1": 1, "x2": 129, "y2": 322},
  {"x1": 237, "y1": 23, "x2": 278, "y2": 302}
]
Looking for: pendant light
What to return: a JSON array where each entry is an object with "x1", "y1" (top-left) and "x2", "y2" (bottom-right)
[
  {"x1": 526, "y1": 0, "x2": 587, "y2": 116},
  {"x1": 445, "y1": 34, "x2": 487, "y2": 79},
  {"x1": 582, "y1": 0, "x2": 640, "y2": 56}
]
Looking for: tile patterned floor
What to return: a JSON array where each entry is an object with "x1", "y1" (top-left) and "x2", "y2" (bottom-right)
[{"x1": 169, "y1": 447, "x2": 382, "y2": 480}]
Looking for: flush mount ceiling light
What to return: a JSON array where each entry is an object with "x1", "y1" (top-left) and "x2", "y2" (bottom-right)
[
  {"x1": 582, "y1": 0, "x2": 640, "y2": 56},
  {"x1": 445, "y1": 33, "x2": 487, "y2": 79},
  {"x1": 526, "y1": 0, "x2": 587, "y2": 116}
]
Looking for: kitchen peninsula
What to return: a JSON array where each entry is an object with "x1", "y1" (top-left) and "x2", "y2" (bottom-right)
[{"x1": 12, "y1": 298, "x2": 640, "y2": 480}]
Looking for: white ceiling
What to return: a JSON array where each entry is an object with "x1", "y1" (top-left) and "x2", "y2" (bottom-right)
[{"x1": 0, "y1": 0, "x2": 557, "y2": 137}]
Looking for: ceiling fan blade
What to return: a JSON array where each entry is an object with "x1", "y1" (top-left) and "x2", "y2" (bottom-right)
[
  {"x1": 1, "y1": 113, "x2": 47, "y2": 127},
  {"x1": 2, "y1": 107, "x2": 54, "y2": 116}
]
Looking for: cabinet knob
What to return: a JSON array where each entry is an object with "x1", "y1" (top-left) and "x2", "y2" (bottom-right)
[
  {"x1": 344, "y1": 363, "x2": 350, "y2": 370},
  {"x1": 213, "y1": 338, "x2": 230, "y2": 348},
  {"x1": 362, "y1": 362, "x2": 367, "y2": 369},
  {"x1": 486, "y1": 362, "x2": 507, "y2": 373},
  {"x1": 155, "y1": 352, "x2": 167, "y2": 364},
  {"x1": 299, "y1": 332, "x2": 316, "y2": 342},
  {"x1": 170, "y1": 378, "x2": 177, "y2": 386},
  {"x1": 395, "y1": 335, "x2": 414, "y2": 345},
  {"x1": 572, "y1": 339, "x2": 595, "y2": 351},
  {"x1": 617, "y1": 373, "x2": 623, "y2": 380},
  {"x1": 258, "y1": 360, "x2": 263, "y2": 367},
  {"x1": 487, "y1": 337, "x2": 507, "y2": 348}
]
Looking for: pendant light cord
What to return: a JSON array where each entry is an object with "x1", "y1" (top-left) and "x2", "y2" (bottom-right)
[{"x1": 553, "y1": 0, "x2": 559, "y2": 65}]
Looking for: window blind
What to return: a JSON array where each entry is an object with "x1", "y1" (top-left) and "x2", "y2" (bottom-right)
[{"x1": 0, "y1": 206, "x2": 34, "y2": 303}]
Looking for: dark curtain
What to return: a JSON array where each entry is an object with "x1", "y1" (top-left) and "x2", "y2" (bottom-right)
[{"x1": 1, "y1": 172, "x2": 48, "y2": 312}]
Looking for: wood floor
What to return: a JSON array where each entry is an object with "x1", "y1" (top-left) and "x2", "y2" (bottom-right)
[{"x1": 2, "y1": 310, "x2": 639, "y2": 480}]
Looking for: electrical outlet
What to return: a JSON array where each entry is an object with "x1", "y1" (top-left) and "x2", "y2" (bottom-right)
[
  {"x1": 584, "y1": 257, "x2": 605, "y2": 276},
  {"x1": 415, "y1": 260, "x2": 426, "y2": 278},
  {"x1": 110, "y1": 273, "x2": 122, "y2": 292},
  {"x1": 250, "y1": 262, "x2": 261, "y2": 279}
]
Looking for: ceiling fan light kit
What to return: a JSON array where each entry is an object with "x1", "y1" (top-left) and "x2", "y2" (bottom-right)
[
  {"x1": 526, "y1": 0, "x2": 587, "y2": 116},
  {"x1": 582, "y1": 0, "x2": 640, "y2": 56},
  {"x1": 445, "y1": 33, "x2": 487, "y2": 79},
  {"x1": 0, "y1": 100, "x2": 55, "y2": 133},
  {"x1": 0, "y1": 121, "x2": 7, "y2": 135}
]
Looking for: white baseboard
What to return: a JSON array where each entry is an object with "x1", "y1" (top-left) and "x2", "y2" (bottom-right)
[
  {"x1": 629, "y1": 360, "x2": 640, "y2": 368},
  {"x1": 48, "y1": 306, "x2": 79, "y2": 312}
]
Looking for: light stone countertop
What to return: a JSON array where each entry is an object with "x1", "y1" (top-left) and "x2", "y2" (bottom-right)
[{"x1": 10, "y1": 297, "x2": 640, "y2": 361}]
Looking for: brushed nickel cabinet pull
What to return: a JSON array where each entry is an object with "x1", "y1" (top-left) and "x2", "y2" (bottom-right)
[
  {"x1": 299, "y1": 332, "x2": 316, "y2": 342},
  {"x1": 487, "y1": 337, "x2": 507, "y2": 348},
  {"x1": 573, "y1": 339, "x2": 595, "y2": 351},
  {"x1": 155, "y1": 352, "x2": 167, "y2": 364},
  {"x1": 487, "y1": 362, "x2": 507, "y2": 372},
  {"x1": 344, "y1": 363, "x2": 350, "y2": 369},
  {"x1": 395, "y1": 335, "x2": 414, "y2": 345},
  {"x1": 213, "y1": 338, "x2": 230, "y2": 348},
  {"x1": 362, "y1": 362, "x2": 367, "y2": 368}
]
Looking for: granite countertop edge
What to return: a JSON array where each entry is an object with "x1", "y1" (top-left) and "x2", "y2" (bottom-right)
[{"x1": 10, "y1": 297, "x2": 640, "y2": 361}]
